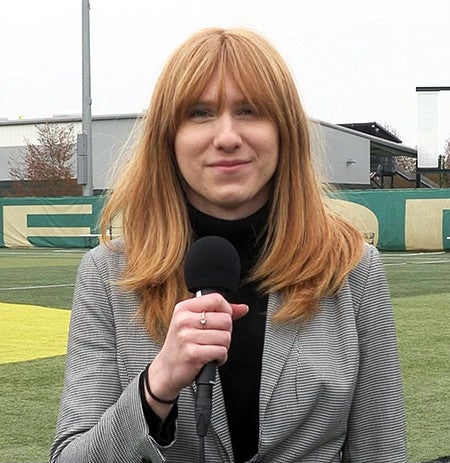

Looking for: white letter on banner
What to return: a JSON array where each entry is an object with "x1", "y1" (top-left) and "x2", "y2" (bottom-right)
[
  {"x1": 405, "y1": 199, "x2": 450, "y2": 251},
  {"x1": 3, "y1": 204, "x2": 92, "y2": 247},
  {"x1": 326, "y1": 198, "x2": 379, "y2": 245}
]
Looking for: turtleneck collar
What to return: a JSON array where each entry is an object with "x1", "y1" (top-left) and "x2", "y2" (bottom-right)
[{"x1": 188, "y1": 202, "x2": 270, "y2": 277}]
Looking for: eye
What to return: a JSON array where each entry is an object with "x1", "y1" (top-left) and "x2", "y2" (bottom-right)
[
  {"x1": 188, "y1": 107, "x2": 213, "y2": 120},
  {"x1": 237, "y1": 105, "x2": 259, "y2": 117}
]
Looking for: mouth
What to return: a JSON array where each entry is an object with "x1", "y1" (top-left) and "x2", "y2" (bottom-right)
[{"x1": 208, "y1": 159, "x2": 250, "y2": 173}]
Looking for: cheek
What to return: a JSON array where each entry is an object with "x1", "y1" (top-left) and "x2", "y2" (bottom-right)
[
  {"x1": 263, "y1": 156, "x2": 278, "y2": 185},
  {"x1": 174, "y1": 130, "x2": 193, "y2": 174},
  {"x1": 174, "y1": 129, "x2": 186, "y2": 161},
  {"x1": 174, "y1": 127, "x2": 205, "y2": 163},
  {"x1": 262, "y1": 129, "x2": 279, "y2": 172},
  {"x1": 261, "y1": 143, "x2": 279, "y2": 184},
  {"x1": 259, "y1": 122, "x2": 279, "y2": 155}
]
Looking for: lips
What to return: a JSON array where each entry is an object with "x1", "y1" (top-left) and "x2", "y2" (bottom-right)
[
  {"x1": 209, "y1": 159, "x2": 250, "y2": 168},
  {"x1": 208, "y1": 159, "x2": 250, "y2": 174}
]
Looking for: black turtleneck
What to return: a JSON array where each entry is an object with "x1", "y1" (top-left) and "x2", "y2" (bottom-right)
[{"x1": 189, "y1": 204, "x2": 269, "y2": 463}]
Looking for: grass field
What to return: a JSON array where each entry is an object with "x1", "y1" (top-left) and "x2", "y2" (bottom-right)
[{"x1": 0, "y1": 247, "x2": 449, "y2": 462}]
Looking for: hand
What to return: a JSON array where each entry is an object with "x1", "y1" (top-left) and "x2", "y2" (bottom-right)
[{"x1": 146, "y1": 293, "x2": 248, "y2": 415}]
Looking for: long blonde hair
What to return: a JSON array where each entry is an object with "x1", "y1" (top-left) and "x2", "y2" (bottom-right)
[{"x1": 101, "y1": 28, "x2": 364, "y2": 340}]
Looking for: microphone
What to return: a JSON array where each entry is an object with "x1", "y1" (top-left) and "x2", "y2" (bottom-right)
[{"x1": 184, "y1": 236, "x2": 241, "y2": 438}]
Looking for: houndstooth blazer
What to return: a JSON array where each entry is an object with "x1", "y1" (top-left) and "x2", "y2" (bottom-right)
[{"x1": 50, "y1": 243, "x2": 407, "y2": 463}]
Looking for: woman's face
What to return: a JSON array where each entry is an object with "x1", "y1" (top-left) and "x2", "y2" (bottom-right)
[{"x1": 174, "y1": 73, "x2": 279, "y2": 220}]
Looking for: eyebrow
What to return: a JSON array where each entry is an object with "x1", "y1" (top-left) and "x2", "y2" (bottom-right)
[
  {"x1": 193, "y1": 97, "x2": 252, "y2": 107},
  {"x1": 192, "y1": 98, "x2": 216, "y2": 106}
]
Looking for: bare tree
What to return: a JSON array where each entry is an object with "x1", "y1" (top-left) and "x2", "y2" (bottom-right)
[
  {"x1": 381, "y1": 123, "x2": 401, "y2": 139},
  {"x1": 395, "y1": 155, "x2": 416, "y2": 173},
  {"x1": 9, "y1": 123, "x2": 81, "y2": 196},
  {"x1": 381, "y1": 123, "x2": 416, "y2": 173},
  {"x1": 440, "y1": 136, "x2": 450, "y2": 187},
  {"x1": 444, "y1": 137, "x2": 450, "y2": 168}
]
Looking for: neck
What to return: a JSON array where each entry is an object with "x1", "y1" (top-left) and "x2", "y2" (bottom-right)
[{"x1": 188, "y1": 202, "x2": 270, "y2": 277}]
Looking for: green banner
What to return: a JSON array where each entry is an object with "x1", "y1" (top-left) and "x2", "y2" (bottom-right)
[
  {"x1": 328, "y1": 189, "x2": 450, "y2": 251},
  {"x1": 0, "y1": 196, "x2": 104, "y2": 248},
  {"x1": 0, "y1": 190, "x2": 449, "y2": 250}
]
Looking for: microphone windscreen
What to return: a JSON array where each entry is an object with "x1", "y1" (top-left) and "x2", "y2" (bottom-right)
[{"x1": 184, "y1": 236, "x2": 241, "y2": 294}]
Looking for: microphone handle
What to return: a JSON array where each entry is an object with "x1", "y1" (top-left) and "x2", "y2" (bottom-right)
[
  {"x1": 194, "y1": 288, "x2": 222, "y2": 438},
  {"x1": 195, "y1": 361, "x2": 217, "y2": 437}
]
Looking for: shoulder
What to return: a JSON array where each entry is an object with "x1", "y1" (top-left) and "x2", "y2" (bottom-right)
[
  {"x1": 347, "y1": 243, "x2": 391, "y2": 317},
  {"x1": 350, "y1": 243, "x2": 382, "y2": 281},
  {"x1": 79, "y1": 238, "x2": 127, "y2": 281}
]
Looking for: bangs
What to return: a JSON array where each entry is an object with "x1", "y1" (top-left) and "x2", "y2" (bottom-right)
[
  {"x1": 226, "y1": 63, "x2": 278, "y2": 120},
  {"x1": 223, "y1": 35, "x2": 284, "y2": 119},
  {"x1": 170, "y1": 29, "x2": 284, "y2": 126}
]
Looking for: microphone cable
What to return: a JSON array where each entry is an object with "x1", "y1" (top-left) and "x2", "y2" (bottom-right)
[{"x1": 198, "y1": 435, "x2": 205, "y2": 463}]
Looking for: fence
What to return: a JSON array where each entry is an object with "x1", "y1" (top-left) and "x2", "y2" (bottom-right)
[{"x1": 1, "y1": 189, "x2": 449, "y2": 251}]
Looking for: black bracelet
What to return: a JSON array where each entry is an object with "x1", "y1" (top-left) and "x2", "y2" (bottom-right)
[{"x1": 144, "y1": 364, "x2": 179, "y2": 405}]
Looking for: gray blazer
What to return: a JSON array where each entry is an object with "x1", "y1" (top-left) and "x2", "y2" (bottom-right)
[{"x1": 50, "y1": 243, "x2": 406, "y2": 463}]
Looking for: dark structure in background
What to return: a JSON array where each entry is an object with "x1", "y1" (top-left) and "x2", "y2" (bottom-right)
[{"x1": 340, "y1": 121, "x2": 449, "y2": 189}]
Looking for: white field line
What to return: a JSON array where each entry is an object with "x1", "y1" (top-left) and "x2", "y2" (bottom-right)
[
  {"x1": 0, "y1": 283, "x2": 74, "y2": 291},
  {"x1": 0, "y1": 251, "x2": 85, "y2": 257},
  {"x1": 384, "y1": 260, "x2": 449, "y2": 266},
  {"x1": 382, "y1": 251, "x2": 450, "y2": 266},
  {"x1": 382, "y1": 251, "x2": 446, "y2": 258},
  {"x1": 418, "y1": 260, "x2": 450, "y2": 264}
]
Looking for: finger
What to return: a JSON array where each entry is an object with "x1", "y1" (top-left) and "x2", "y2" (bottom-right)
[
  {"x1": 189, "y1": 344, "x2": 229, "y2": 367},
  {"x1": 176, "y1": 293, "x2": 232, "y2": 315},
  {"x1": 231, "y1": 303, "x2": 249, "y2": 320},
  {"x1": 195, "y1": 329, "x2": 232, "y2": 348},
  {"x1": 194, "y1": 311, "x2": 232, "y2": 331}
]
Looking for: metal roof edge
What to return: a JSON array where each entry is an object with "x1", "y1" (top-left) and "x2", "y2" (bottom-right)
[
  {"x1": 312, "y1": 118, "x2": 416, "y2": 155},
  {"x1": 0, "y1": 112, "x2": 145, "y2": 126}
]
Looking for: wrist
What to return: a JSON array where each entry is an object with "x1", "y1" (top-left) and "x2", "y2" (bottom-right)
[{"x1": 144, "y1": 363, "x2": 179, "y2": 405}]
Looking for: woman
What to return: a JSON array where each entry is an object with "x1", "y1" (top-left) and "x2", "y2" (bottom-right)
[{"x1": 51, "y1": 28, "x2": 406, "y2": 462}]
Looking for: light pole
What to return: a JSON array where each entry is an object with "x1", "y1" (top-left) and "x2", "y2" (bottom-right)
[{"x1": 80, "y1": 0, "x2": 93, "y2": 196}]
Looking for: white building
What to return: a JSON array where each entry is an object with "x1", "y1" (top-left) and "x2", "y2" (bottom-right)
[{"x1": 0, "y1": 113, "x2": 417, "y2": 195}]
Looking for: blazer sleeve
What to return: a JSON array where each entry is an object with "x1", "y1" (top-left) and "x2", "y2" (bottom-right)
[
  {"x1": 342, "y1": 245, "x2": 407, "y2": 463},
  {"x1": 50, "y1": 250, "x2": 171, "y2": 463}
]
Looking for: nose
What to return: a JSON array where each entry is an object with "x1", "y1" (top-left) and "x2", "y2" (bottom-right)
[{"x1": 213, "y1": 114, "x2": 242, "y2": 152}]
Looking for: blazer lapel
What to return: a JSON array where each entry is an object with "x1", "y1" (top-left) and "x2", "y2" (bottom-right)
[
  {"x1": 190, "y1": 292, "x2": 299, "y2": 461},
  {"x1": 211, "y1": 376, "x2": 234, "y2": 458},
  {"x1": 259, "y1": 292, "x2": 299, "y2": 420}
]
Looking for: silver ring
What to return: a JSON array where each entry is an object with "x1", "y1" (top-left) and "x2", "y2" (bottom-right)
[{"x1": 200, "y1": 311, "x2": 207, "y2": 327}]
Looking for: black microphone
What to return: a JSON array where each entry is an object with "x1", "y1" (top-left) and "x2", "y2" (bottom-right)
[{"x1": 184, "y1": 236, "x2": 241, "y2": 438}]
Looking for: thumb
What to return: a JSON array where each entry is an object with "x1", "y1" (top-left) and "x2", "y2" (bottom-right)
[{"x1": 230, "y1": 303, "x2": 249, "y2": 321}]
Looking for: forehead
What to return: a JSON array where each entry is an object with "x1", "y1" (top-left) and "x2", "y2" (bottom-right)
[{"x1": 197, "y1": 72, "x2": 245, "y2": 103}]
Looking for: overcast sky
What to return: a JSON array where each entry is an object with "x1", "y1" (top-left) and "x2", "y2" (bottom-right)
[{"x1": 1, "y1": 0, "x2": 449, "y2": 148}]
